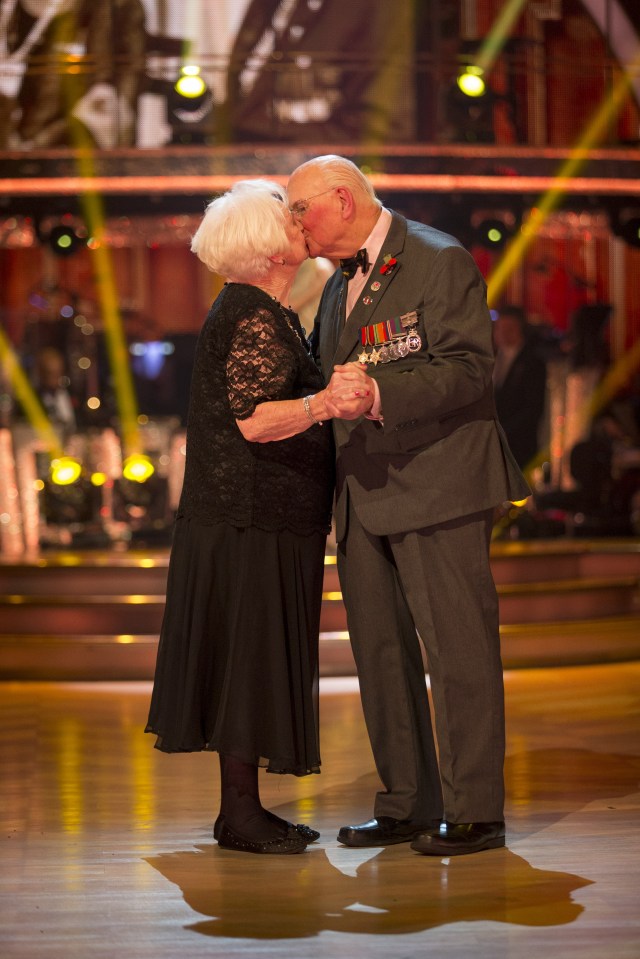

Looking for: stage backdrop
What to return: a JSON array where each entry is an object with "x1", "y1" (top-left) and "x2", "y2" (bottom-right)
[{"x1": 0, "y1": 0, "x2": 417, "y2": 149}]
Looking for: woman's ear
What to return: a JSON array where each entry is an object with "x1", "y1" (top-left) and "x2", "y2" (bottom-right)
[{"x1": 267, "y1": 254, "x2": 286, "y2": 265}]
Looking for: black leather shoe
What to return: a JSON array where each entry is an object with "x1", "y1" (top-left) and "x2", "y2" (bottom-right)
[
  {"x1": 214, "y1": 814, "x2": 319, "y2": 843},
  {"x1": 216, "y1": 820, "x2": 308, "y2": 855},
  {"x1": 337, "y1": 816, "x2": 441, "y2": 847},
  {"x1": 411, "y1": 821, "x2": 505, "y2": 856}
]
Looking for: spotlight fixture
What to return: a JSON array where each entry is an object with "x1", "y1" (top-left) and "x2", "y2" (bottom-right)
[
  {"x1": 41, "y1": 475, "x2": 100, "y2": 525},
  {"x1": 457, "y1": 65, "x2": 486, "y2": 98},
  {"x1": 48, "y1": 223, "x2": 86, "y2": 257},
  {"x1": 112, "y1": 471, "x2": 170, "y2": 540},
  {"x1": 50, "y1": 456, "x2": 82, "y2": 486},
  {"x1": 475, "y1": 218, "x2": 510, "y2": 248},
  {"x1": 472, "y1": 210, "x2": 519, "y2": 250},
  {"x1": 168, "y1": 64, "x2": 214, "y2": 144},
  {"x1": 174, "y1": 64, "x2": 207, "y2": 99},
  {"x1": 445, "y1": 76, "x2": 495, "y2": 143},
  {"x1": 122, "y1": 454, "x2": 155, "y2": 483}
]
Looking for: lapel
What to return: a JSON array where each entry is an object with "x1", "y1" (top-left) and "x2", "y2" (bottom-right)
[
  {"x1": 333, "y1": 212, "x2": 408, "y2": 366},
  {"x1": 318, "y1": 272, "x2": 345, "y2": 381}
]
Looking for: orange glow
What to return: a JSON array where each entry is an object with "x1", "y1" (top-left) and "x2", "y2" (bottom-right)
[
  {"x1": 3, "y1": 173, "x2": 640, "y2": 196},
  {"x1": 487, "y1": 58, "x2": 640, "y2": 305}
]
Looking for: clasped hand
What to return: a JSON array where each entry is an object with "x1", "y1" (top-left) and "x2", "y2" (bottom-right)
[{"x1": 325, "y1": 363, "x2": 375, "y2": 420}]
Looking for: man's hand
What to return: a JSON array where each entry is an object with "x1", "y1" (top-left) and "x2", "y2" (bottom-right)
[{"x1": 326, "y1": 363, "x2": 375, "y2": 420}]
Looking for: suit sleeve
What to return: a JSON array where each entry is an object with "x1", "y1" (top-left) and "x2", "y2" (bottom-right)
[{"x1": 373, "y1": 245, "x2": 495, "y2": 434}]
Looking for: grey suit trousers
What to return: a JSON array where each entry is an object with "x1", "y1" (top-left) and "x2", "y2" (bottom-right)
[{"x1": 338, "y1": 497, "x2": 505, "y2": 824}]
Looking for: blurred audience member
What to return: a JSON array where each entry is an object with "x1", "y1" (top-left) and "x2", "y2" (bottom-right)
[
  {"x1": 492, "y1": 305, "x2": 547, "y2": 471},
  {"x1": 33, "y1": 346, "x2": 77, "y2": 438}
]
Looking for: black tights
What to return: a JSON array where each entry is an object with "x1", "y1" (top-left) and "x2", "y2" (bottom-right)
[{"x1": 219, "y1": 753, "x2": 289, "y2": 841}]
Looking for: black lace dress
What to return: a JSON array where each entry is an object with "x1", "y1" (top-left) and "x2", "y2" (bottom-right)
[{"x1": 146, "y1": 283, "x2": 334, "y2": 775}]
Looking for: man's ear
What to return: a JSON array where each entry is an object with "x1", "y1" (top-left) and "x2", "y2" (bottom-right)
[{"x1": 336, "y1": 187, "x2": 354, "y2": 219}]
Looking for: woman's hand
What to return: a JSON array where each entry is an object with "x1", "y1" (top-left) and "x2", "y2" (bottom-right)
[
  {"x1": 325, "y1": 363, "x2": 375, "y2": 420},
  {"x1": 235, "y1": 363, "x2": 374, "y2": 442}
]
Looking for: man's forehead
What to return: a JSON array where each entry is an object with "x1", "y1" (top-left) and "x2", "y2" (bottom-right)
[{"x1": 288, "y1": 170, "x2": 325, "y2": 197}]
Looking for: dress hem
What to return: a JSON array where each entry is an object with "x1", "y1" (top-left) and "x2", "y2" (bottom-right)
[{"x1": 145, "y1": 725, "x2": 321, "y2": 777}]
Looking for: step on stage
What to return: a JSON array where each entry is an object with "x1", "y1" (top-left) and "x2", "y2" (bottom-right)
[
  {"x1": 1, "y1": 662, "x2": 639, "y2": 958},
  {"x1": 1, "y1": 539, "x2": 639, "y2": 679},
  {"x1": 1, "y1": 539, "x2": 639, "y2": 958}
]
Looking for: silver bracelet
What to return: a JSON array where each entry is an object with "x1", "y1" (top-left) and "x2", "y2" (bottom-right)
[{"x1": 303, "y1": 394, "x2": 323, "y2": 426}]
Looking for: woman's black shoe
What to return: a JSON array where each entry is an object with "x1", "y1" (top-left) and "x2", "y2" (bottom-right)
[
  {"x1": 214, "y1": 814, "x2": 319, "y2": 843},
  {"x1": 216, "y1": 819, "x2": 308, "y2": 855},
  {"x1": 265, "y1": 811, "x2": 320, "y2": 842},
  {"x1": 285, "y1": 822, "x2": 320, "y2": 843}
]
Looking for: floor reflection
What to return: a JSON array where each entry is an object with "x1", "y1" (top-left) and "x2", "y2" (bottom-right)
[{"x1": 146, "y1": 844, "x2": 592, "y2": 940}]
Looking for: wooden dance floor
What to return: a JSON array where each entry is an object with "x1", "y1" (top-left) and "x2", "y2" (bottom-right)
[{"x1": 1, "y1": 662, "x2": 640, "y2": 959}]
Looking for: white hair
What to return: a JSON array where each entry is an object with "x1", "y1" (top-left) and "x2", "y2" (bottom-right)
[{"x1": 191, "y1": 179, "x2": 290, "y2": 282}]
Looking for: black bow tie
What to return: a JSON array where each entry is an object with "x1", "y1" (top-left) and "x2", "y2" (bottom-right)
[{"x1": 340, "y1": 248, "x2": 369, "y2": 279}]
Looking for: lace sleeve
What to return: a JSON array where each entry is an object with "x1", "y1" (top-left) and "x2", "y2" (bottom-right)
[{"x1": 227, "y1": 306, "x2": 297, "y2": 420}]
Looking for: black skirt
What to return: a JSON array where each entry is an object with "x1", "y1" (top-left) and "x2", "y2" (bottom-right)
[{"x1": 145, "y1": 517, "x2": 325, "y2": 776}]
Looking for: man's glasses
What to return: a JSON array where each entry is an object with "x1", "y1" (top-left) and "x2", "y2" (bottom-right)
[{"x1": 289, "y1": 187, "x2": 336, "y2": 219}]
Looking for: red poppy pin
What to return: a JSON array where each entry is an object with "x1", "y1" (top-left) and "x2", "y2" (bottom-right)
[{"x1": 379, "y1": 255, "x2": 397, "y2": 275}]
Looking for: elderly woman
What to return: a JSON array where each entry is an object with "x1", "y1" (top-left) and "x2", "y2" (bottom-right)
[{"x1": 146, "y1": 180, "x2": 355, "y2": 854}]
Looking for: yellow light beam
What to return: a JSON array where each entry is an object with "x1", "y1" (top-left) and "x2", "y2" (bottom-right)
[
  {"x1": 56, "y1": 11, "x2": 142, "y2": 459},
  {"x1": 0, "y1": 328, "x2": 62, "y2": 457},
  {"x1": 487, "y1": 60, "x2": 637, "y2": 306},
  {"x1": 475, "y1": 0, "x2": 529, "y2": 75},
  {"x1": 84, "y1": 199, "x2": 141, "y2": 456}
]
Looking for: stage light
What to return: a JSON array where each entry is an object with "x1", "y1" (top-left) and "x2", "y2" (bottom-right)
[
  {"x1": 48, "y1": 224, "x2": 85, "y2": 257},
  {"x1": 122, "y1": 454, "x2": 155, "y2": 483},
  {"x1": 477, "y1": 218, "x2": 509, "y2": 248},
  {"x1": 41, "y1": 476, "x2": 101, "y2": 526},
  {"x1": 168, "y1": 65, "x2": 214, "y2": 144},
  {"x1": 445, "y1": 77, "x2": 495, "y2": 144},
  {"x1": 112, "y1": 473, "x2": 170, "y2": 541},
  {"x1": 472, "y1": 208, "x2": 520, "y2": 251},
  {"x1": 50, "y1": 457, "x2": 82, "y2": 486},
  {"x1": 174, "y1": 65, "x2": 206, "y2": 99},
  {"x1": 457, "y1": 65, "x2": 486, "y2": 98}
]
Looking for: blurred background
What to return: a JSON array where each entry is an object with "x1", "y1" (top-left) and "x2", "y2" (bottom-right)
[{"x1": 1, "y1": 0, "x2": 639, "y2": 552}]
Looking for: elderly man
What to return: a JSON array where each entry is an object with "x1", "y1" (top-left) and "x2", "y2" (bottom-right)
[{"x1": 288, "y1": 155, "x2": 529, "y2": 856}]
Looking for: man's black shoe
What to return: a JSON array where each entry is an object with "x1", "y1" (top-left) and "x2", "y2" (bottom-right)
[
  {"x1": 337, "y1": 816, "x2": 441, "y2": 847},
  {"x1": 411, "y1": 821, "x2": 505, "y2": 856}
]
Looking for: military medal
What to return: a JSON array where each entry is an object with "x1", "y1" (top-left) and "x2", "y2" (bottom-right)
[
  {"x1": 358, "y1": 310, "x2": 423, "y2": 366},
  {"x1": 399, "y1": 311, "x2": 423, "y2": 352}
]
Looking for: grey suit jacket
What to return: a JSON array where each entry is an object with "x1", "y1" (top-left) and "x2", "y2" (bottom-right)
[{"x1": 316, "y1": 211, "x2": 530, "y2": 540}]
